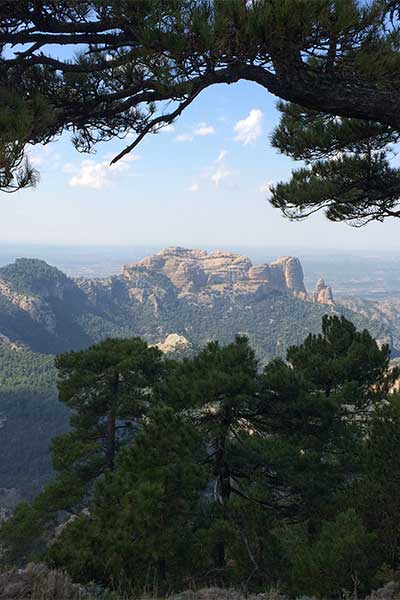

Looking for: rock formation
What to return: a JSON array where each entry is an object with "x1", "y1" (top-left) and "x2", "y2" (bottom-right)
[
  {"x1": 122, "y1": 247, "x2": 332, "y2": 305},
  {"x1": 310, "y1": 278, "x2": 334, "y2": 305},
  {"x1": 156, "y1": 333, "x2": 190, "y2": 353}
]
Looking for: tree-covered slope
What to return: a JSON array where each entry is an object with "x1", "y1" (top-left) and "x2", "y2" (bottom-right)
[
  {"x1": 0, "y1": 251, "x2": 393, "y2": 500},
  {"x1": 0, "y1": 259, "x2": 125, "y2": 353},
  {"x1": 0, "y1": 345, "x2": 68, "y2": 497}
]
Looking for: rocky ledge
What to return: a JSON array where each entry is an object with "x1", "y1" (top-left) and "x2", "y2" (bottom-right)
[{"x1": 122, "y1": 247, "x2": 333, "y2": 305}]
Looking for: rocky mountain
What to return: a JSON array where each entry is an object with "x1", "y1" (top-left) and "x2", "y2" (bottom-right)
[
  {"x1": 0, "y1": 248, "x2": 336, "y2": 356},
  {"x1": 0, "y1": 248, "x2": 390, "y2": 499},
  {"x1": 0, "y1": 248, "x2": 390, "y2": 359},
  {"x1": 0, "y1": 259, "x2": 91, "y2": 352},
  {"x1": 338, "y1": 296, "x2": 400, "y2": 353},
  {"x1": 119, "y1": 247, "x2": 330, "y2": 305}
]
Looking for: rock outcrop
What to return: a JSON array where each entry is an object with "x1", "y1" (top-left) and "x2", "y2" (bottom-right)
[
  {"x1": 310, "y1": 278, "x2": 334, "y2": 305},
  {"x1": 122, "y1": 247, "x2": 332, "y2": 305},
  {"x1": 156, "y1": 333, "x2": 190, "y2": 354},
  {"x1": 0, "y1": 279, "x2": 57, "y2": 333}
]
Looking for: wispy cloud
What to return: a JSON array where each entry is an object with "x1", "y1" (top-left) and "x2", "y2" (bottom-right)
[
  {"x1": 234, "y1": 109, "x2": 263, "y2": 144},
  {"x1": 194, "y1": 122, "x2": 215, "y2": 136},
  {"x1": 64, "y1": 154, "x2": 139, "y2": 189},
  {"x1": 216, "y1": 150, "x2": 227, "y2": 163},
  {"x1": 176, "y1": 133, "x2": 194, "y2": 142},
  {"x1": 207, "y1": 150, "x2": 237, "y2": 187},
  {"x1": 210, "y1": 166, "x2": 235, "y2": 186},
  {"x1": 175, "y1": 122, "x2": 215, "y2": 142},
  {"x1": 187, "y1": 183, "x2": 200, "y2": 193}
]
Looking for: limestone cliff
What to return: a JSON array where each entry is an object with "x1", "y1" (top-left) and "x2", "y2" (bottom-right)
[
  {"x1": 310, "y1": 278, "x2": 334, "y2": 305},
  {"x1": 155, "y1": 333, "x2": 190, "y2": 354},
  {"x1": 121, "y1": 247, "x2": 333, "y2": 305}
]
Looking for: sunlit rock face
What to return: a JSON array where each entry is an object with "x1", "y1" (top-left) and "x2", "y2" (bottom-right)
[
  {"x1": 310, "y1": 278, "x2": 335, "y2": 305},
  {"x1": 121, "y1": 247, "x2": 333, "y2": 305}
]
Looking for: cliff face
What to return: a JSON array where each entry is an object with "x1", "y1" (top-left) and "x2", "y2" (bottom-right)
[
  {"x1": 0, "y1": 259, "x2": 93, "y2": 353},
  {"x1": 0, "y1": 248, "x2": 335, "y2": 355},
  {"x1": 121, "y1": 247, "x2": 332, "y2": 305},
  {"x1": 310, "y1": 278, "x2": 334, "y2": 305}
]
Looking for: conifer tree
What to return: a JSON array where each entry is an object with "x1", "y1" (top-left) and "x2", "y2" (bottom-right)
[
  {"x1": 2, "y1": 0, "x2": 400, "y2": 205},
  {"x1": 270, "y1": 102, "x2": 400, "y2": 224},
  {"x1": 48, "y1": 405, "x2": 207, "y2": 590}
]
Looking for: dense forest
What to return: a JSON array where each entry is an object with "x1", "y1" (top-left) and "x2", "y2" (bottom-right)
[
  {"x1": 0, "y1": 256, "x2": 392, "y2": 500},
  {"x1": 2, "y1": 317, "x2": 400, "y2": 598},
  {"x1": 0, "y1": 345, "x2": 68, "y2": 496}
]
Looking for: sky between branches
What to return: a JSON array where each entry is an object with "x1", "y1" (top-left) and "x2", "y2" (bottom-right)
[{"x1": 4, "y1": 76, "x2": 400, "y2": 251}]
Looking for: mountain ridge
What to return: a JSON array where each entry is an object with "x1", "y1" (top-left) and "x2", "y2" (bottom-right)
[
  {"x1": 0, "y1": 248, "x2": 336, "y2": 356},
  {"x1": 0, "y1": 247, "x2": 391, "y2": 499}
]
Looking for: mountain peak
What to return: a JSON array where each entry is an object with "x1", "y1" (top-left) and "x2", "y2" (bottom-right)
[
  {"x1": 0, "y1": 258, "x2": 69, "y2": 296},
  {"x1": 121, "y1": 246, "x2": 326, "y2": 303}
]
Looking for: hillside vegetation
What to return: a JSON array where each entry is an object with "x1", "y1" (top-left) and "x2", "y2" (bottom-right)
[
  {"x1": 2, "y1": 317, "x2": 399, "y2": 598},
  {"x1": 0, "y1": 249, "x2": 392, "y2": 499}
]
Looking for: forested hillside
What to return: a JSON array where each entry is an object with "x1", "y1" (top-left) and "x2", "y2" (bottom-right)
[
  {"x1": 0, "y1": 345, "x2": 68, "y2": 497},
  {"x1": 2, "y1": 317, "x2": 398, "y2": 598},
  {"x1": 0, "y1": 249, "x2": 392, "y2": 500}
]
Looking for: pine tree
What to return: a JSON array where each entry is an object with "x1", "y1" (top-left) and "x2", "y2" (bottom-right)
[
  {"x1": 270, "y1": 101, "x2": 400, "y2": 224},
  {"x1": 2, "y1": 0, "x2": 400, "y2": 200},
  {"x1": 54, "y1": 337, "x2": 165, "y2": 481},
  {"x1": 48, "y1": 405, "x2": 207, "y2": 591},
  {"x1": 0, "y1": 337, "x2": 166, "y2": 564}
]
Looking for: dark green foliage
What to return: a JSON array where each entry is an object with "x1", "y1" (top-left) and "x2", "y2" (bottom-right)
[
  {"x1": 287, "y1": 315, "x2": 392, "y2": 404},
  {"x1": 0, "y1": 345, "x2": 68, "y2": 496},
  {"x1": 352, "y1": 394, "x2": 400, "y2": 575},
  {"x1": 48, "y1": 406, "x2": 207, "y2": 589},
  {"x1": 1, "y1": 316, "x2": 391, "y2": 595},
  {"x1": 0, "y1": 88, "x2": 50, "y2": 192},
  {"x1": 292, "y1": 509, "x2": 376, "y2": 597},
  {"x1": 52, "y1": 338, "x2": 165, "y2": 500},
  {"x1": 162, "y1": 336, "x2": 259, "y2": 509},
  {"x1": 2, "y1": 316, "x2": 399, "y2": 596},
  {"x1": 2, "y1": 1, "x2": 400, "y2": 199},
  {"x1": 271, "y1": 102, "x2": 400, "y2": 224},
  {"x1": 0, "y1": 337, "x2": 167, "y2": 565}
]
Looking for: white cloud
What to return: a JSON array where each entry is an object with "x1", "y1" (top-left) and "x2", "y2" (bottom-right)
[
  {"x1": 187, "y1": 183, "x2": 200, "y2": 193},
  {"x1": 204, "y1": 149, "x2": 237, "y2": 187},
  {"x1": 176, "y1": 122, "x2": 215, "y2": 142},
  {"x1": 64, "y1": 153, "x2": 139, "y2": 189},
  {"x1": 234, "y1": 109, "x2": 263, "y2": 145},
  {"x1": 210, "y1": 166, "x2": 234, "y2": 186},
  {"x1": 176, "y1": 133, "x2": 194, "y2": 142},
  {"x1": 216, "y1": 150, "x2": 227, "y2": 163},
  {"x1": 194, "y1": 122, "x2": 215, "y2": 136}
]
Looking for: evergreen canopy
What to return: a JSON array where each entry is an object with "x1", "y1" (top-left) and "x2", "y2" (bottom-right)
[
  {"x1": 2, "y1": 316, "x2": 397, "y2": 596},
  {"x1": 2, "y1": 0, "x2": 400, "y2": 223}
]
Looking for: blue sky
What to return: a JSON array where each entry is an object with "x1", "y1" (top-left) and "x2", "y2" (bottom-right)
[{"x1": 4, "y1": 79, "x2": 400, "y2": 251}]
